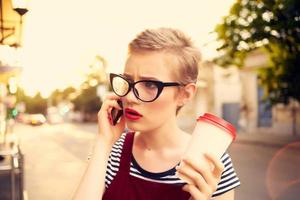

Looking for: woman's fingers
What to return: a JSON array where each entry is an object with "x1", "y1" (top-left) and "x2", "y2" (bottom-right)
[
  {"x1": 98, "y1": 97, "x2": 122, "y2": 121},
  {"x1": 182, "y1": 184, "x2": 206, "y2": 200},
  {"x1": 177, "y1": 154, "x2": 225, "y2": 199},
  {"x1": 105, "y1": 99, "x2": 122, "y2": 114},
  {"x1": 182, "y1": 157, "x2": 216, "y2": 189},
  {"x1": 175, "y1": 165, "x2": 195, "y2": 185},
  {"x1": 204, "y1": 153, "x2": 225, "y2": 178},
  {"x1": 100, "y1": 97, "x2": 122, "y2": 112},
  {"x1": 176, "y1": 162, "x2": 214, "y2": 197}
]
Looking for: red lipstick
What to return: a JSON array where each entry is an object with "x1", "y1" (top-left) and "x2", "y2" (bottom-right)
[{"x1": 124, "y1": 108, "x2": 143, "y2": 121}]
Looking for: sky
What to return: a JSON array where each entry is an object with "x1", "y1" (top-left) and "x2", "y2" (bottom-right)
[{"x1": 20, "y1": 0, "x2": 236, "y2": 97}]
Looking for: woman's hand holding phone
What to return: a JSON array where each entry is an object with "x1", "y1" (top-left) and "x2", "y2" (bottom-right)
[{"x1": 97, "y1": 94, "x2": 125, "y2": 147}]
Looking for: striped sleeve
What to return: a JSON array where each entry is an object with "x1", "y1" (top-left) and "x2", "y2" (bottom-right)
[
  {"x1": 105, "y1": 133, "x2": 126, "y2": 188},
  {"x1": 211, "y1": 153, "x2": 241, "y2": 198}
]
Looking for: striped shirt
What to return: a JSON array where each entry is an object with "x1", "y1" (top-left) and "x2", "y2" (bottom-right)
[{"x1": 105, "y1": 133, "x2": 240, "y2": 198}]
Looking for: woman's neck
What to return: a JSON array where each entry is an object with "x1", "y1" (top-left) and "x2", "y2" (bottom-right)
[{"x1": 135, "y1": 118, "x2": 190, "y2": 152}]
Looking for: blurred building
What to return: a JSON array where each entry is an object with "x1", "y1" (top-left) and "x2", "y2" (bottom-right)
[
  {"x1": 178, "y1": 51, "x2": 300, "y2": 135},
  {"x1": 0, "y1": 1, "x2": 28, "y2": 199},
  {"x1": 241, "y1": 50, "x2": 300, "y2": 135},
  {"x1": 0, "y1": 0, "x2": 27, "y2": 136}
]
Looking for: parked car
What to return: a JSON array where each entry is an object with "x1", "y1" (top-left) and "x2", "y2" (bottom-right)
[{"x1": 27, "y1": 114, "x2": 46, "y2": 126}]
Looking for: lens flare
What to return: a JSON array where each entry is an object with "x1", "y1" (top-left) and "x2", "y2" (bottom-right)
[{"x1": 266, "y1": 141, "x2": 300, "y2": 200}]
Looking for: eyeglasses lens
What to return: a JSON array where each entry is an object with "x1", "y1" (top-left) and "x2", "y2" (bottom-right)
[
  {"x1": 134, "y1": 81, "x2": 158, "y2": 101},
  {"x1": 112, "y1": 76, "x2": 129, "y2": 96},
  {"x1": 112, "y1": 76, "x2": 159, "y2": 102}
]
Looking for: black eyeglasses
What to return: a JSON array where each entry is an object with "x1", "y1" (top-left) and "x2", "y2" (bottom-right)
[{"x1": 109, "y1": 73, "x2": 184, "y2": 102}]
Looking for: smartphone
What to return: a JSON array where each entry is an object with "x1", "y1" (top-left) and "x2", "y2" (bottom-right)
[{"x1": 111, "y1": 100, "x2": 123, "y2": 126}]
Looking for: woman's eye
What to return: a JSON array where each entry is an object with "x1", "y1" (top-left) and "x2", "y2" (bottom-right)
[{"x1": 144, "y1": 82, "x2": 156, "y2": 89}]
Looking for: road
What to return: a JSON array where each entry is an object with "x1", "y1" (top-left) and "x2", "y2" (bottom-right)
[
  {"x1": 12, "y1": 122, "x2": 300, "y2": 200},
  {"x1": 229, "y1": 139, "x2": 300, "y2": 200},
  {"x1": 14, "y1": 123, "x2": 96, "y2": 200}
]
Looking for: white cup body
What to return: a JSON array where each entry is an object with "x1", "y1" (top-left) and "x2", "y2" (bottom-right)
[
  {"x1": 177, "y1": 119, "x2": 234, "y2": 184},
  {"x1": 185, "y1": 121, "x2": 233, "y2": 160}
]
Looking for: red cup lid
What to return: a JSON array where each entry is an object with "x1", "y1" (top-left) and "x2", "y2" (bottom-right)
[{"x1": 197, "y1": 113, "x2": 236, "y2": 141}]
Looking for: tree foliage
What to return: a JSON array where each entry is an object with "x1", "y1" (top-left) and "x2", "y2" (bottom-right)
[
  {"x1": 215, "y1": 0, "x2": 300, "y2": 104},
  {"x1": 15, "y1": 88, "x2": 47, "y2": 114},
  {"x1": 50, "y1": 87, "x2": 77, "y2": 106},
  {"x1": 71, "y1": 55, "x2": 107, "y2": 117},
  {"x1": 71, "y1": 86, "x2": 101, "y2": 114},
  {"x1": 13, "y1": 54, "x2": 107, "y2": 120},
  {"x1": 25, "y1": 92, "x2": 47, "y2": 114}
]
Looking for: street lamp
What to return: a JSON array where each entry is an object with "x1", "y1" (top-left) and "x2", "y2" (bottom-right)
[{"x1": 12, "y1": 0, "x2": 28, "y2": 47}]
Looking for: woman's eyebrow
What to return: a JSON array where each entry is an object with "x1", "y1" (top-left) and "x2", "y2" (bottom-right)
[{"x1": 122, "y1": 73, "x2": 159, "y2": 80}]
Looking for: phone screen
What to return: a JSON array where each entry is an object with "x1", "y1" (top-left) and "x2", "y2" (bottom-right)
[{"x1": 111, "y1": 100, "x2": 123, "y2": 125}]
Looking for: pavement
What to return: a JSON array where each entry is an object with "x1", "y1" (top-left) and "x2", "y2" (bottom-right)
[
  {"x1": 136, "y1": 121, "x2": 296, "y2": 145},
  {"x1": 1, "y1": 122, "x2": 300, "y2": 200},
  {"x1": 177, "y1": 116, "x2": 300, "y2": 148},
  {"x1": 235, "y1": 131, "x2": 300, "y2": 148}
]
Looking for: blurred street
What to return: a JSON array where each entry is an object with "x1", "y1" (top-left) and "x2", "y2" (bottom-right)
[
  {"x1": 13, "y1": 122, "x2": 96, "y2": 200},
  {"x1": 6, "y1": 122, "x2": 300, "y2": 200},
  {"x1": 229, "y1": 133, "x2": 300, "y2": 200}
]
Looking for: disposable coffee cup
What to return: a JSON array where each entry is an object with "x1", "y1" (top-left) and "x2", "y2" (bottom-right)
[{"x1": 178, "y1": 113, "x2": 236, "y2": 183}]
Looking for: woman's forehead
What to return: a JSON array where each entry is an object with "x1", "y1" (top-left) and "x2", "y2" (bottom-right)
[{"x1": 124, "y1": 52, "x2": 177, "y2": 80}]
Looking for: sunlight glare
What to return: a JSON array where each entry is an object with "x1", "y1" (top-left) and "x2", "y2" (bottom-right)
[{"x1": 20, "y1": 0, "x2": 236, "y2": 97}]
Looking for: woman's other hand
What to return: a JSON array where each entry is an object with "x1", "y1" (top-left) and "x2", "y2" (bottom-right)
[{"x1": 176, "y1": 153, "x2": 224, "y2": 200}]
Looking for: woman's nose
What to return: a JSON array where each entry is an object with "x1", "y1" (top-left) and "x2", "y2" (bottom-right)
[{"x1": 124, "y1": 87, "x2": 139, "y2": 103}]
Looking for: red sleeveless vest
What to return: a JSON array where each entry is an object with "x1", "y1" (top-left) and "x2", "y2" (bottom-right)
[{"x1": 102, "y1": 132, "x2": 190, "y2": 200}]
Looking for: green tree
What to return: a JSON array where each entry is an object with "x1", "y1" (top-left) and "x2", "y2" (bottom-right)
[
  {"x1": 49, "y1": 89, "x2": 63, "y2": 106},
  {"x1": 71, "y1": 86, "x2": 101, "y2": 121},
  {"x1": 15, "y1": 87, "x2": 27, "y2": 103},
  {"x1": 71, "y1": 55, "x2": 107, "y2": 121},
  {"x1": 14, "y1": 87, "x2": 47, "y2": 114},
  {"x1": 215, "y1": 0, "x2": 300, "y2": 134},
  {"x1": 25, "y1": 92, "x2": 47, "y2": 114},
  {"x1": 62, "y1": 87, "x2": 77, "y2": 99},
  {"x1": 85, "y1": 54, "x2": 108, "y2": 87}
]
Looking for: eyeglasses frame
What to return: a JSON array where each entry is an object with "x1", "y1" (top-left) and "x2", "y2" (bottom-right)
[{"x1": 109, "y1": 73, "x2": 184, "y2": 102}]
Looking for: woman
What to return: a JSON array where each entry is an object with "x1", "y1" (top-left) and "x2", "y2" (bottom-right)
[{"x1": 73, "y1": 28, "x2": 240, "y2": 200}]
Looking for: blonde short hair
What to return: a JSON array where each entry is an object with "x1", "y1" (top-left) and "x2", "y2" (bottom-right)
[{"x1": 128, "y1": 28, "x2": 201, "y2": 84}]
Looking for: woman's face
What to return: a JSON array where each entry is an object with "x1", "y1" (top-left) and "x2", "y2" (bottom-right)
[{"x1": 121, "y1": 51, "x2": 181, "y2": 133}]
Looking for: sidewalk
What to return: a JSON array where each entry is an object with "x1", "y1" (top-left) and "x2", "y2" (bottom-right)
[
  {"x1": 235, "y1": 131, "x2": 300, "y2": 148},
  {"x1": 177, "y1": 117, "x2": 300, "y2": 148}
]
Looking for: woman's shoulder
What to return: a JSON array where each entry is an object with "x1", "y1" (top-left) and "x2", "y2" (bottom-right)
[
  {"x1": 110, "y1": 131, "x2": 135, "y2": 154},
  {"x1": 111, "y1": 132, "x2": 128, "y2": 151}
]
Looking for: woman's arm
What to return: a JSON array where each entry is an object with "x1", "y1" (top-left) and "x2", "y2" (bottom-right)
[
  {"x1": 72, "y1": 136, "x2": 113, "y2": 200},
  {"x1": 72, "y1": 94, "x2": 125, "y2": 200}
]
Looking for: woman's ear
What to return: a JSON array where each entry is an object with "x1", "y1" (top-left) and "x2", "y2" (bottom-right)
[{"x1": 177, "y1": 83, "x2": 197, "y2": 106}]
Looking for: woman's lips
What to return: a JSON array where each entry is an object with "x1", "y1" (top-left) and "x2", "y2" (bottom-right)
[{"x1": 124, "y1": 108, "x2": 143, "y2": 120}]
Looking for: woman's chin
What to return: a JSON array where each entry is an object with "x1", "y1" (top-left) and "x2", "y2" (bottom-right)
[
  {"x1": 126, "y1": 121, "x2": 141, "y2": 132},
  {"x1": 126, "y1": 122, "x2": 152, "y2": 134}
]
